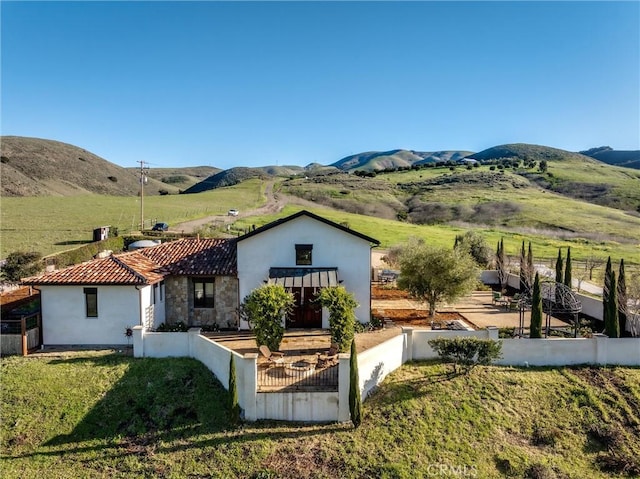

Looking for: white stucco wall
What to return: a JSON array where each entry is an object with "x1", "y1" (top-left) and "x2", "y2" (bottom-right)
[
  {"x1": 237, "y1": 215, "x2": 374, "y2": 328},
  {"x1": 40, "y1": 285, "x2": 147, "y2": 345}
]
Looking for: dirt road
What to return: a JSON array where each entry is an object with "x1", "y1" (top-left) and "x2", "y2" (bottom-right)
[{"x1": 173, "y1": 179, "x2": 327, "y2": 233}]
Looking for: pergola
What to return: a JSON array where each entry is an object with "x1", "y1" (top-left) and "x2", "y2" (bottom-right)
[{"x1": 516, "y1": 280, "x2": 582, "y2": 338}]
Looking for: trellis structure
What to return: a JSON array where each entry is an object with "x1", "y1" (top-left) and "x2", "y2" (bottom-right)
[{"x1": 516, "y1": 280, "x2": 582, "y2": 338}]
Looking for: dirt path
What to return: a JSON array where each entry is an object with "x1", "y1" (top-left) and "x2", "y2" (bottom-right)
[{"x1": 173, "y1": 180, "x2": 329, "y2": 233}]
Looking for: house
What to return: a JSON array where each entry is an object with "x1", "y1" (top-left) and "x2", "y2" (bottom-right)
[
  {"x1": 236, "y1": 210, "x2": 379, "y2": 329},
  {"x1": 22, "y1": 211, "x2": 379, "y2": 345}
]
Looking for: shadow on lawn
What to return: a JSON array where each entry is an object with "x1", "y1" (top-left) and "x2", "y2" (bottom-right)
[{"x1": 9, "y1": 353, "x2": 347, "y2": 460}]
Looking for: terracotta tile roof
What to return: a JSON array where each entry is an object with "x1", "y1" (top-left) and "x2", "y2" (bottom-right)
[
  {"x1": 23, "y1": 237, "x2": 237, "y2": 286},
  {"x1": 137, "y1": 237, "x2": 237, "y2": 276},
  {"x1": 23, "y1": 252, "x2": 165, "y2": 286}
]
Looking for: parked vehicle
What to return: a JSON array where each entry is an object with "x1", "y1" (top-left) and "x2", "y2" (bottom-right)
[
  {"x1": 228, "y1": 209, "x2": 239, "y2": 216},
  {"x1": 151, "y1": 222, "x2": 169, "y2": 231}
]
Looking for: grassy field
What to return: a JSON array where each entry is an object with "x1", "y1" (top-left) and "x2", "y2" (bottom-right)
[
  {"x1": 0, "y1": 180, "x2": 266, "y2": 257},
  {"x1": 2, "y1": 352, "x2": 639, "y2": 478},
  {"x1": 232, "y1": 204, "x2": 640, "y2": 266}
]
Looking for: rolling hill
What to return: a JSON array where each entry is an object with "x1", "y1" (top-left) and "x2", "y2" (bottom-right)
[
  {"x1": 331, "y1": 149, "x2": 474, "y2": 171},
  {"x1": 140, "y1": 166, "x2": 221, "y2": 192},
  {"x1": 580, "y1": 146, "x2": 640, "y2": 170},
  {"x1": 0, "y1": 136, "x2": 177, "y2": 197}
]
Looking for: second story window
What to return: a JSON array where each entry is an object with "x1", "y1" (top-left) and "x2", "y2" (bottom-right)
[{"x1": 295, "y1": 244, "x2": 313, "y2": 265}]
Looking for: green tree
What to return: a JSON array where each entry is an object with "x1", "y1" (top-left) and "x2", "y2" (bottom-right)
[
  {"x1": 242, "y1": 284, "x2": 294, "y2": 352},
  {"x1": 605, "y1": 271, "x2": 620, "y2": 338},
  {"x1": 564, "y1": 247, "x2": 572, "y2": 289},
  {"x1": 527, "y1": 242, "x2": 534, "y2": 289},
  {"x1": 349, "y1": 339, "x2": 362, "y2": 428},
  {"x1": 495, "y1": 238, "x2": 507, "y2": 292},
  {"x1": 555, "y1": 249, "x2": 564, "y2": 285},
  {"x1": 1, "y1": 251, "x2": 43, "y2": 282},
  {"x1": 530, "y1": 272, "x2": 543, "y2": 338},
  {"x1": 453, "y1": 231, "x2": 492, "y2": 268},
  {"x1": 519, "y1": 241, "x2": 527, "y2": 292},
  {"x1": 228, "y1": 354, "x2": 240, "y2": 424},
  {"x1": 538, "y1": 160, "x2": 548, "y2": 173},
  {"x1": 398, "y1": 242, "x2": 479, "y2": 318},
  {"x1": 618, "y1": 259, "x2": 627, "y2": 336},
  {"x1": 317, "y1": 286, "x2": 359, "y2": 353}
]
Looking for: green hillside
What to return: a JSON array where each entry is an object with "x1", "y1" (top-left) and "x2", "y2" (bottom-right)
[
  {"x1": 0, "y1": 136, "x2": 178, "y2": 197},
  {"x1": 141, "y1": 166, "x2": 221, "y2": 191},
  {"x1": 3, "y1": 353, "x2": 639, "y2": 478}
]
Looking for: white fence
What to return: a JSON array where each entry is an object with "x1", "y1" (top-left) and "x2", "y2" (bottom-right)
[
  {"x1": 133, "y1": 324, "x2": 640, "y2": 423},
  {"x1": 132, "y1": 326, "x2": 349, "y2": 422}
]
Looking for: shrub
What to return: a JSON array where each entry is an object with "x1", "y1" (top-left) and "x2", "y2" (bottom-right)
[
  {"x1": 317, "y1": 286, "x2": 359, "y2": 352},
  {"x1": 242, "y1": 284, "x2": 294, "y2": 352},
  {"x1": 427, "y1": 337, "x2": 503, "y2": 373},
  {"x1": 1, "y1": 251, "x2": 43, "y2": 282},
  {"x1": 349, "y1": 339, "x2": 362, "y2": 428},
  {"x1": 156, "y1": 321, "x2": 189, "y2": 332}
]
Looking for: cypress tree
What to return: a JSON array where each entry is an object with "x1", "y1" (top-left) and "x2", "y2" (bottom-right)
[
  {"x1": 527, "y1": 242, "x2": 534, "y2": 290},
  {"x1": 496, "y1": 238, "x2": 506, "y2": 292},
  {"x1": 603, "y1": 256, "x2": 612, "y2": 332},
  {"x1": 349, "y1": 338, "x2": 362, "y2": 428},
  {"x1": 229, "y1": 354, "x2": 240, "y2": 424},
  {"x1": 564, "y1": 247, "x2": 572, "y2": 289},
  {"x1": 605, "y1": 271, "x2": 620, "y2": 338},
  {"x1": 617, "y1": 259, "x2": 627, "y2": 337},
  {"x1": 555, "y1": 248, "x2": 563, "y2": 285},
  {"x1": 519, "y1": 241, "x2": 527, "y2": 292},
  {"x1": 530, "y1": 272, "x2": 543, "y2": 338}
]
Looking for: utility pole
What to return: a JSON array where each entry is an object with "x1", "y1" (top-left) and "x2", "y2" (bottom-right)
[{"x1": 138, "y1": 160, "x2": 148, "y2": 231}]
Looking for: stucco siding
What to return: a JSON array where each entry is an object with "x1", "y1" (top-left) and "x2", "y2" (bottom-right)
[
  {"x1": 237, "y1": 215, "x2": 373, "y2": 328},
  {"x1": 40, "y1": 285, "x2": 142, "y2": 345}
]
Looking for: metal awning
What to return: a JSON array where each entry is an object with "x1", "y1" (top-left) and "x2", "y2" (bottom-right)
[{"x1": 268, "y1": 268, "x2": 339, "y2": 288}]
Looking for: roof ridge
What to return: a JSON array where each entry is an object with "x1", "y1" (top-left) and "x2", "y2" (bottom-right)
[{"x1": 111, "y1": 254, "x2": 150, "y2": 284}]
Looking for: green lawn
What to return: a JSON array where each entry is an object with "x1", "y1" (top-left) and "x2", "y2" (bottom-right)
[{"x1": 2, "y1": 352, "x2": 639, "y2": 478}]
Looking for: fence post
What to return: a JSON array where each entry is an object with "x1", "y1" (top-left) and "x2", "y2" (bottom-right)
[
  {"x1": 188, "y1": 328, "x2": 201, "y2": 358},
  {"x1": 21, "y1": 316, "x2": 27, "y2": 356},
  {"x1": 338, "y1": 353, "x2": 350, "y2": 422},
  {"x1": 132, "y1": 325, "x2": 145, "y2": 358},
  {"x1": 242, "y1": 353, "x2": 258, "y2": 421},
  {"x1": 594, "y1": 333, "x2": 608, "y2": 366},
  {"x1": 401, "y1": 326, "x2": 414, "y2": 363},
  {"x1": 486, "y1": 326, "x2": 499, "y2": 341}
]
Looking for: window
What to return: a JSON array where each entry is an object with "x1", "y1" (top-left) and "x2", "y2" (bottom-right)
[
  {"x1": 160, "y1": 281, "x2": 164, "y2": 301},
  {"x1": 84, "y1": 287, "x2": 98, "y2": 317},
  {"x1": 295, "y1": 244, "x2": 313, "y2": 265},
  {"x1": 193, "y1": 279, "x2": 214, "y2": 308},
  {"x1": 153, "y1": 283, "x2": 158, "y2": 304}
]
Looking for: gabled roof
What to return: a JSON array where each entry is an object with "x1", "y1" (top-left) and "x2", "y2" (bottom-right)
[
  {"x1": 23, "y1": 237, "x2": 237, "y2": 286},
  {"x1": 23, "y1": 251, "x2": 165, "y2": 286},
  {"x1": 237, "y1": 210, "x2": 380, "y2": 245},
  {"x1": 137, "y1": 237, "x2": 237, "y2": 275}
]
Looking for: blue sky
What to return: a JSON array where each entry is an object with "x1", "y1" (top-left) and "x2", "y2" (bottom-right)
[{"x1": 2, "y1": 1, "x2": 639, "y2": 169}]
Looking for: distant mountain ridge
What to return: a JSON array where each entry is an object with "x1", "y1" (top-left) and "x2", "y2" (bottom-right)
[
  {"x1": 2, "y1": 136, "x2": 638, "y2": 199},
  {"x1": 331, "y1": 149, "x2": 474, "y2": 171},
  {"x1": 580, "y1": 146, "x2": 640, "y2": 169}
]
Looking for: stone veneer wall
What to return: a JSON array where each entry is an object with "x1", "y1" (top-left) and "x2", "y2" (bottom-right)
[{"x1": 164, "y1": 276, "x2": 239, "y2": 329}]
